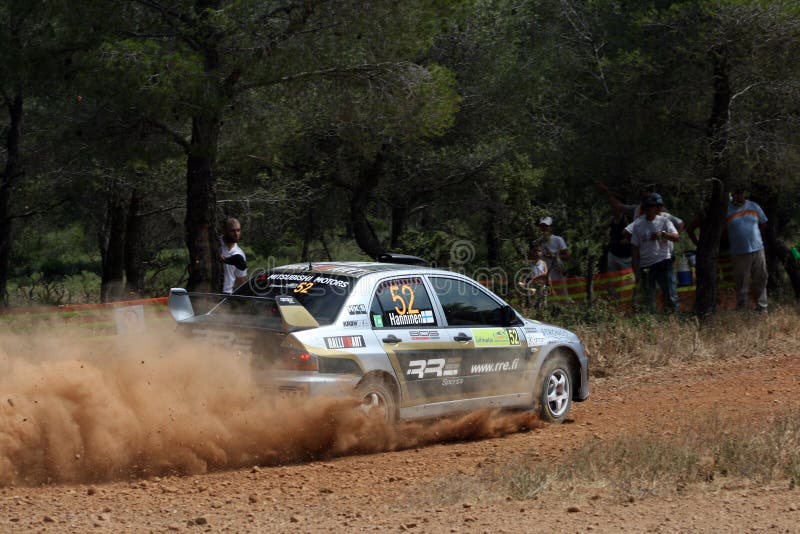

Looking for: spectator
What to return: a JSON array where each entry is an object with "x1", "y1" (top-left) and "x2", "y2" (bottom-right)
[
  {"x1": 726, "y1": 188, "x2": 768, "y2": 312},
  {"x1": 628, "y1": 193, "x2": 680, "y2": 312},
  {"x1": 523, "y1": 242, "x2": 549, "y2": 285},
  {"x1": 596, "y1": 180, "x2": 684, "y2": 234},
  {"x1": 596, "y1": 179, "x2": 650, "y2": 220},
  {"x1": 220, "y1": 217, "x2": 248, "y2": 294},
  {"x1": 603, "y1": 203, "x2": 633, "y2": 273},
  {"x1": 519, "y1": 242, "x2": 549, "y2": 308},
  {"x1": 533, "y1": 216, "x2": 570, "y2": 282}
]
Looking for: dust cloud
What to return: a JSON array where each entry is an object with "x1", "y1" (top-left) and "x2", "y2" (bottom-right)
[{"x1": 0, "y1": 327, "x2": 539, "y2": 486}]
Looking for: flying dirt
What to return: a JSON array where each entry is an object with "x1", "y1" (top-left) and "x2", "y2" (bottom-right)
[{"x1": 0, "y1": 327, "x2": 540, "y2": 486}]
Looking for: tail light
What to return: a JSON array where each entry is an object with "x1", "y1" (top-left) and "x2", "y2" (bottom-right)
[{"x1": 279, "y1": 348, "x2": 319, "y2": 371}]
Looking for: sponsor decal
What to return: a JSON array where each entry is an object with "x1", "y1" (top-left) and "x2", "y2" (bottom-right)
[
  {"x1": 378, "y1": 277, "x2": 423, "y2": 290},
  {"x1": 311, "y1": 275, "x2": 349, "y2": 288},
  {"x1": 342, "y1": 320, "x2": 367, "y2": 328},
  {"x1": 373, "y1": 314, "x2": 384, "y2": 328},
  {"x1": 472, "y1": 327, "x2": 511, "y2": 347},
  {"x1": 267, "y1": 272, "x2": 349, "y2": 288},
  {"x1": 524, "y1": 327, "x2": 547, "y2": 345},
  {"x1": 406, "y1": 358, "x2": 460, "y2": 379},
  {"x1": 442, "y1": 377, "x2": 464, "y2": 386},
  {"x1": 536, "y1": 327, "x2": 575, "y2": 341},
  {"x1": 192, "y1": 328, "x2": 255, "y2": 355},
  {"x1": 314, "y1": 265, "x2": 371, "y2": 277},
  {"x1": 388, "y1": 310, "x2": 435, "y2": 326},
  {"x1": 347, "y1": 304, "x2": 367, "y2": 315},
  {"x1": 269, "y1": 273, "x2": 315, "y2": 283},
  {"x1": 409, "y1": 330, "x2": 440, "y2": 341},
  {"x1": 324, "y1": 335, "x2": 366, "y2": 350},
  {"x1": 443, "y1": 359, "x2": 461, "y2": 376},
  {"x1": 275, "y1": 295, "x2": 297, "y2": 305},
  {"x1": 469, "y1": 358, "x2": 521, "y2": 374}
]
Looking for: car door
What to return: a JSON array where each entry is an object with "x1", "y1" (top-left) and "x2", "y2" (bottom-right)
[
  {"x1": 426, "y1": 276, "x2": 529, "y2": 397},
  {"x1": 369, "y1": 275, "x2": 467, "y2": 407}
]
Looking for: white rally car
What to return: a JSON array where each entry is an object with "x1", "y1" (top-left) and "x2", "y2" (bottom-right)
[{"x1": 169, "y1": 260, "x2": 589, "y2": 423}]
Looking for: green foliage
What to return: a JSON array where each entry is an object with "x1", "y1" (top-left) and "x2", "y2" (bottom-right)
[
  {"x1": 8, "y1": 271, "x2": 100, "y2": 305},
  {"x1": 398, "y1": 228, "x2": 464, "y2": 267},
  {"x1": 4, "y1": 0, "x2": 800, "y2": 307},
  {"x1": 11, "y1": 224, "x2": 98, "y2": 279}
]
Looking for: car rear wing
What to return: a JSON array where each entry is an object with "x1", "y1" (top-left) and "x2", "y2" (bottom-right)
[{"x1": 168, "y1": 288, "x2": 319, "y2": 332}]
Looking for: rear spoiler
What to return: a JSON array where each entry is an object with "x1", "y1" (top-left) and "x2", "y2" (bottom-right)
[{"x1": 168, "y1": 288, "x2": 319, "y2": 331}]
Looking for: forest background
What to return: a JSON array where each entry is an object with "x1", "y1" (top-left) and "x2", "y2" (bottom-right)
[{"x1": 2, "y1": 0, "x2": 799, "y2": 317}]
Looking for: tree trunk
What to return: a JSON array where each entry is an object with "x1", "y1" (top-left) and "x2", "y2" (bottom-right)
[
  {"x1": 759, "y1": 190, "x2": 783, "y2": 297},
  {"x1": 301, "y1": 207, "x2": 314, "y2": 261},
  {"x1": 0, "y1": 95, "x2": 23, "y2": 307},
  {"x1": 756, "y1": 187, "x2": 800, "y2": 300},
  {"x1": 694, "y1": 48, "x2": 731, "y2": 318},
  {"x1": 185, "y1": 115, "x2": 221, "y2": 292},
  {"x1": 485, "y1": 189, "x2": 501, "y2": 268},
  {"x1": 124, "y1": 189, "x2": 145, "y2": 296},
  {"x1": 350, "y1": 148, "x2": 387, "y2": 259},
  {"x1": 100, "y1": 196, "x2": 127, "y2": 303},
  {"x1": 185, "y1": 0, "x2": 225, "y2": 292}
]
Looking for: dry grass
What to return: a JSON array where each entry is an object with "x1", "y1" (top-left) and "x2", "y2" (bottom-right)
[
  {"x1": 573, "y1": 305, "x2": 800, "y2": 377},
  {"x1": 412, "y1": 408, "x2": 800, "y2": 506},
  {"x1": 502, "y1": 408, "x2": 800, "y2": 500},
  {"x1": 410, "y1": 305, "x2": 800, "y2": 506}
]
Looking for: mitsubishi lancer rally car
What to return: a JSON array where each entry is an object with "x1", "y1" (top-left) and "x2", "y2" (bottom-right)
[{"x1": 168, "y1": 260, "x2": 589, "y2": 423}]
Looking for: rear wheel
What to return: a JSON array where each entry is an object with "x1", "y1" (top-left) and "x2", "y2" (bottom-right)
[
  {"x1": 536, "y1": 354, "x2": 573, "y2": 423},
  {"x1": 356, "y1": 376, "x2": 398, "y2": 424}
]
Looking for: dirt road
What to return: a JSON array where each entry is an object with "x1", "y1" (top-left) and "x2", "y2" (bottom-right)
[{"x1": 2, "y1": 352, "x2": 800, "y2": 533}]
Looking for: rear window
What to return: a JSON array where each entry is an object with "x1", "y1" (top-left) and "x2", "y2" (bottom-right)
[{"x1": 228, "y1": 270, "x2": 355, "y2": 325}]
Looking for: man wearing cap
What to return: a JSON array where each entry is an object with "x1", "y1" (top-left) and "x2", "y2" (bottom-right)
[
  {"x1": 532, "y1": 216, "x2": 570, "y2": 285},
  {"x1": 627, "y1": 193, "x2": 680, "y2": 312},
  {"x1": 726, "y1": 188, "x2": 768, "y2": 312}
]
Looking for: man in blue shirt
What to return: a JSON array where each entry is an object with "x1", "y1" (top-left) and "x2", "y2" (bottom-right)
[{"x1": 726, "y1": 189, "x2": 768, "y2": 311}]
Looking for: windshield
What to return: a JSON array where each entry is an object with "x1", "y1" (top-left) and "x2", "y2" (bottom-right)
[{"x1": 226, "y1": 270, "x2": 355, "y2": 325}]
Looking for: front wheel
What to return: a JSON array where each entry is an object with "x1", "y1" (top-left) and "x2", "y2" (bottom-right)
[
  {"x1": 355, "y1": 376, "x2": 398, "y2": 424},
  {"x1": 536, "y1": 355, "x2": 573, "y2": 423}
]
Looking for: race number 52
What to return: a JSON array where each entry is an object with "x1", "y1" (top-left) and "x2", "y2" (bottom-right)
[{"x1": 390, "y1": 284, "x2": 419, "y2": 315}]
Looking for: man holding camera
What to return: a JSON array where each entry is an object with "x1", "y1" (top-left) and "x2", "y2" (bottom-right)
[{"x1": 628, "y1": 193, "x2": 680, "y2": 312}]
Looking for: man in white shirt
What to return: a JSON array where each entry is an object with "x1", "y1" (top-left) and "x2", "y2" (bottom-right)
[
  {"x1": 628, "y1": 194, "x2": 680, "y2": 312},
  {"x1": 220, "y1": 218, "x2": 248, "y2": 294}
]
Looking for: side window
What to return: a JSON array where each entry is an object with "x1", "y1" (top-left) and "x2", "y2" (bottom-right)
[
  {"x1": 370, "y1": 276, "x2": 437, "y2": 328},
  {"x1": 429, "y1": 277, "x2": 505, "y2": 326}
]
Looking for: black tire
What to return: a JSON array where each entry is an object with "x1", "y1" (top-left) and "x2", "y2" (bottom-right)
[
  {"x1": 535, "y1": 354, "x2": 573, "y2": 424},
  {"x1": 355, "y1": 376, "x2": 398, "y2": 424}
]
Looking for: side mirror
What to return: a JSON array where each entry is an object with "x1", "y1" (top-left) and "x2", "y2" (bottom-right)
[{"x1": 500, "y1": 305, "x2": 520, "y2": 326}]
